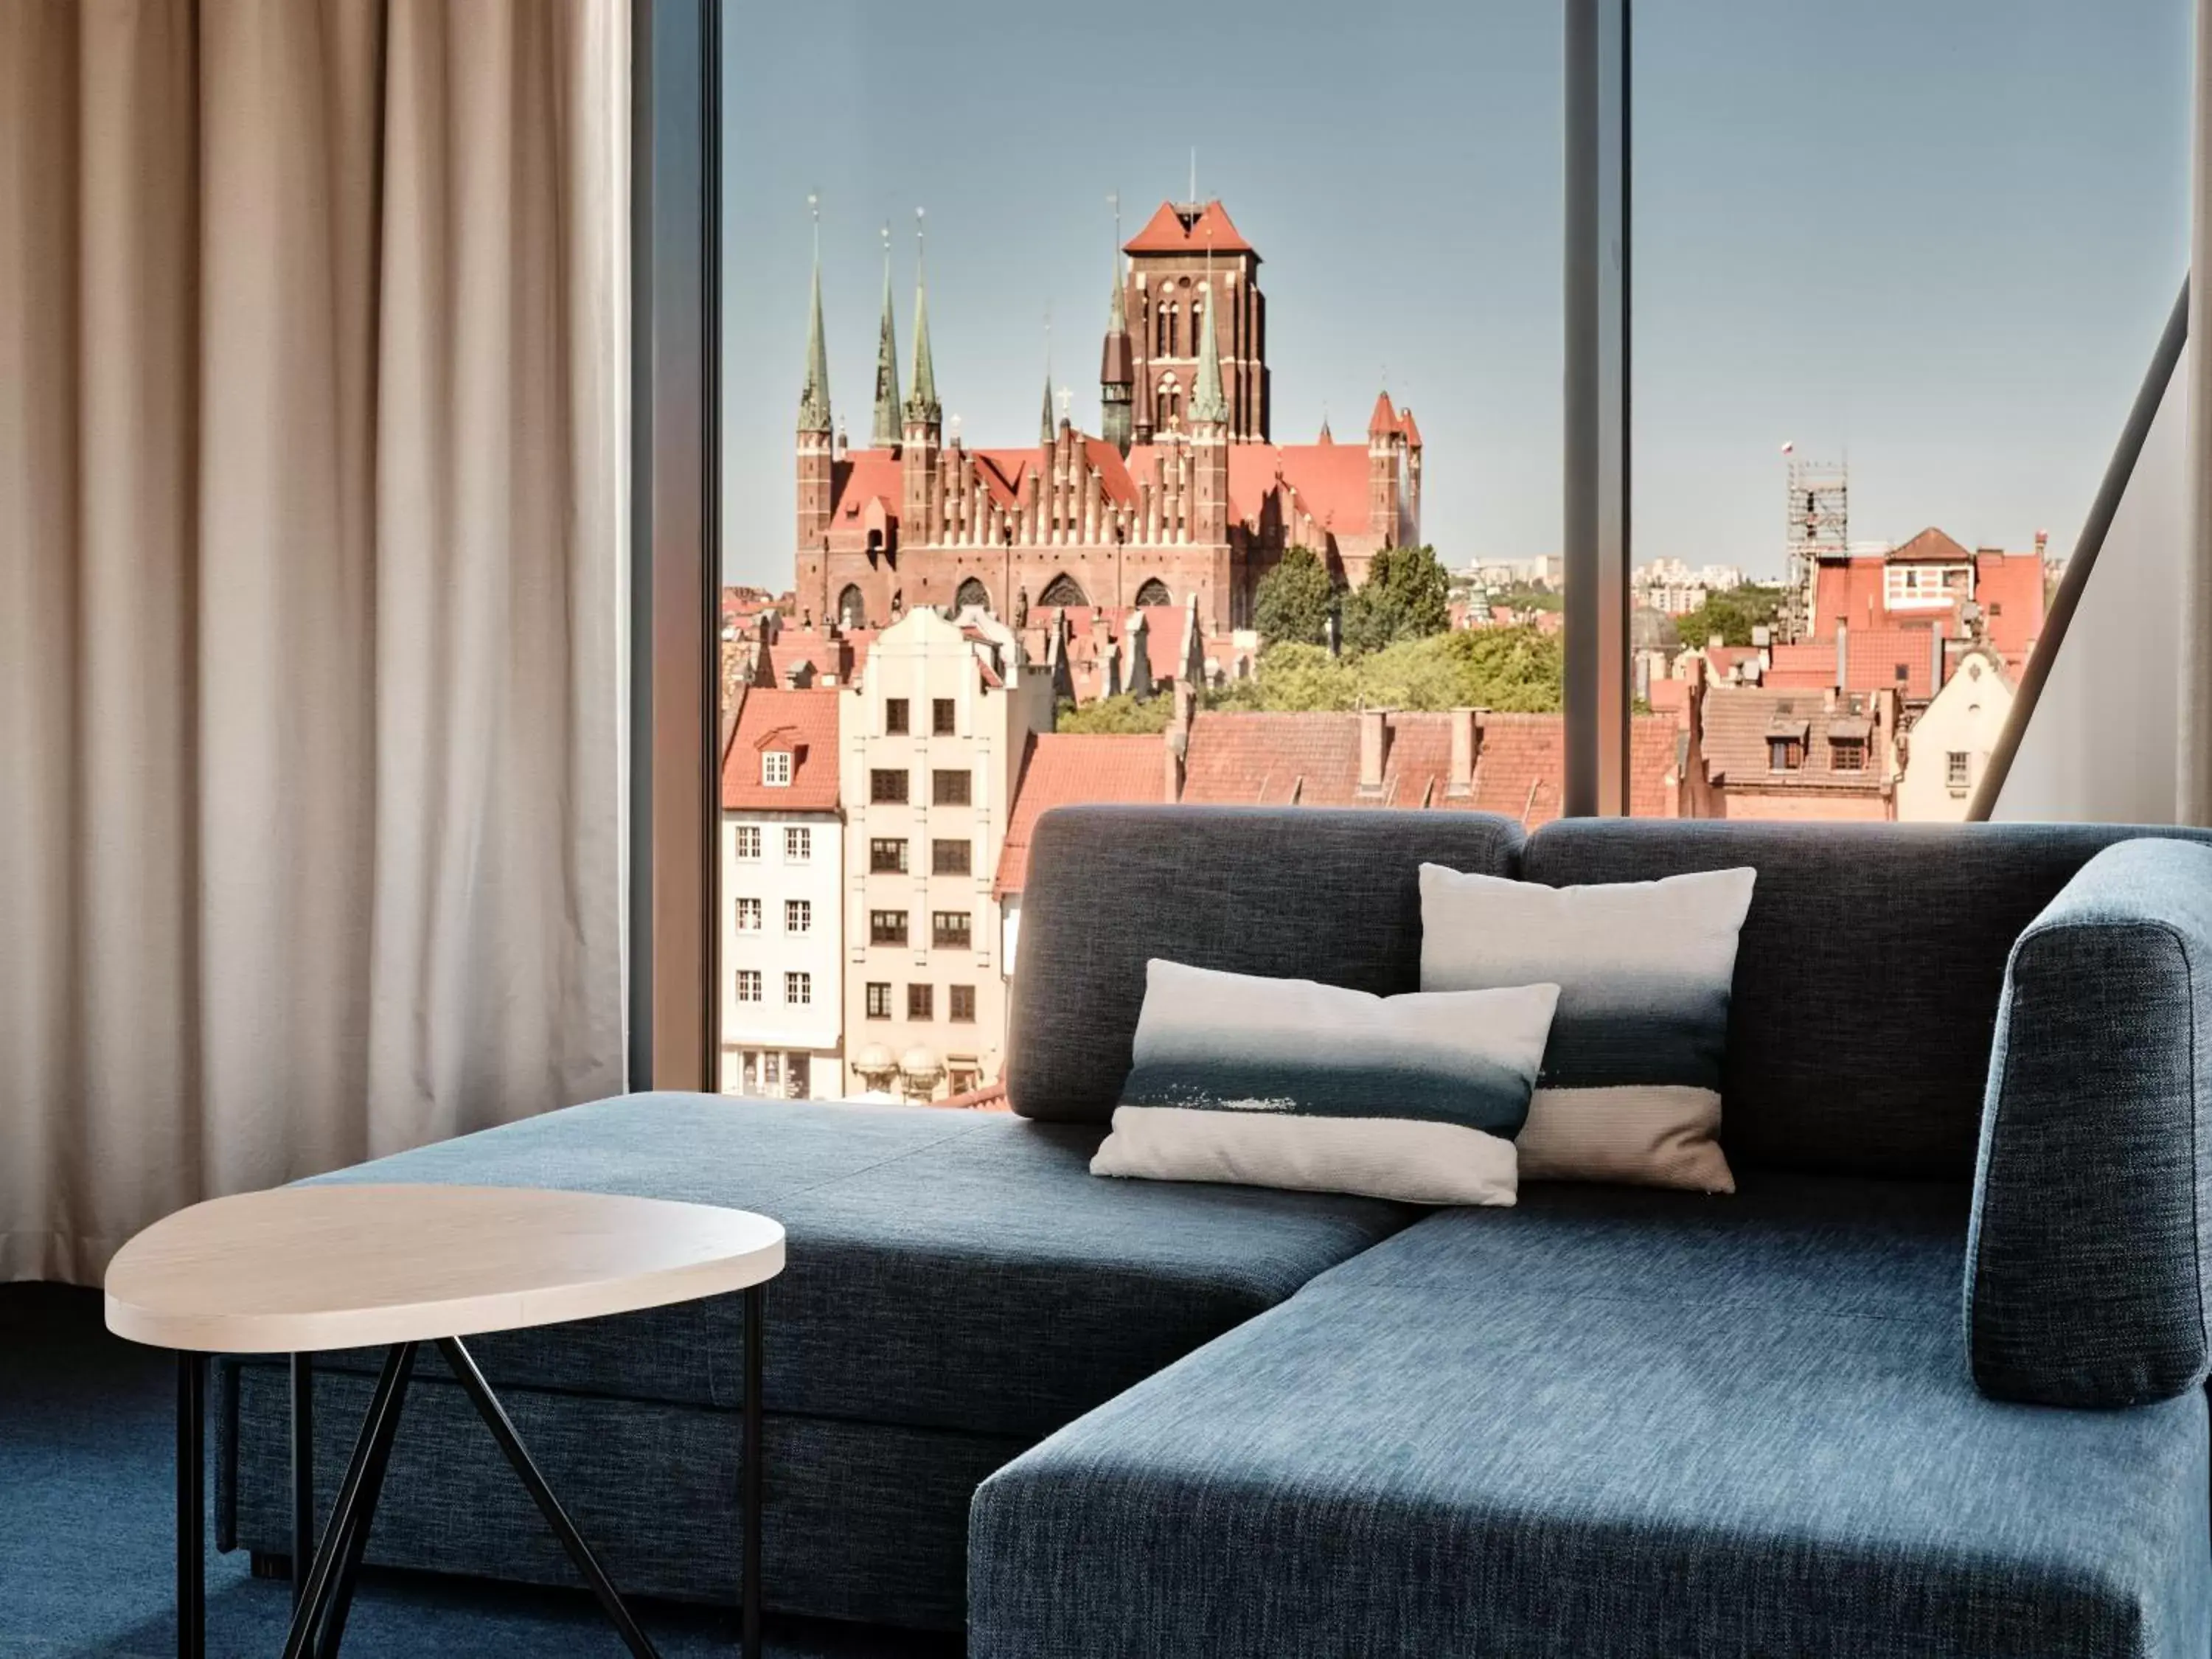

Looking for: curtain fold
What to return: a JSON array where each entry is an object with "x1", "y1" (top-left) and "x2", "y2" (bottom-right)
[{"x1": 0, "y1": 0, "x2": 628, "y2": 1285}]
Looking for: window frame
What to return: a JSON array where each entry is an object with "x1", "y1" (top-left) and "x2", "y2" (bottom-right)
[
  {"x1": 931, "y1": 768, "x2": 971, "y2": 807},
  {"x1": 931, "y1": 838, "x2": 970, "y2": 876},
  {"x1": 871, "y1": 768, "x2": 910, "y2": 804},
  {"x1": 907, "y1": 983, "x2": 934, "y2": 1020},
  {"x1": 932, "y1": 911, "x2": 973, "y2": 950},
  {"x1": 864, "y1": 981, "x2": 892, "y2": 1019},
  {"x1": 869, "y1": 909, "x2": 909, "y2": 946},
  {"x1": 871, "y1": 837, "x2": 909, "y2": 873}
]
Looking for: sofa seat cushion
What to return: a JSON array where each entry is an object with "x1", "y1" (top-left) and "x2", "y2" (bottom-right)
[
  {"x1": 970, "y1": 1175, "x2": 2212, "y2": 1659},
  {"x1": 296, "y1": 1091, "x2": 1415, "y2": 1438}
]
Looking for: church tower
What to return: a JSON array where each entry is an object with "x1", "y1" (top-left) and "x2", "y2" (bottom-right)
[
  {"x1": 1367, "y1": 392, "x2": 1405, "y2": 546},
  {"x1": 1099, "y1": 253, "x2": 1135, "y2": 457},
  {"x1": 796, "y1": 206, "x2": 833, "y2": 551},
  {"x1": 1124, "y1": 198, "x2": 1269, "y2": 445},
  {"x1": 871, "y1": 226, "x2": 902, "y2": 451},
  {"x1": 900, "y1": 215, "x2": 943, "y2": 549}
]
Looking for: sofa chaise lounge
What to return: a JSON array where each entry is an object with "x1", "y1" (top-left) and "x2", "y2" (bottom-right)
[{"x1": 219, "y1": 807, "x2": 2212, "y2": 1656}]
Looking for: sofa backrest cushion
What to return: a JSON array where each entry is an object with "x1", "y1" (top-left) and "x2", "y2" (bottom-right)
[
  {"x1": 1521, "y1": 818, "x2": 2212, "y2": 1180},
  {"x1": 1006, "y1": 807, "x2": 1526, "y2": 1124},
  {"x1": 1967, "y1": 838, "x2": 2212, "y2": 1408}
]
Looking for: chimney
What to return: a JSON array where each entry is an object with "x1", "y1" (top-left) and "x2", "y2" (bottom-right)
[
  {"x1": 1357, "y1": 707, "x2": 1390, "y2": 793},
  {"x1": 1447, "y1": 708, "x2": 1481, "y2": 797},
  {"x1": 1834, "y1": 620, "x2": 1849, "y2": 692}
]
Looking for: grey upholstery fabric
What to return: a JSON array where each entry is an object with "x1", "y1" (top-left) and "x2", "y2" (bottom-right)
[
  {"x1": 218, "y1": 1362, "x2": 1016, "y2": 1630},
  {"x1": 970, "y1": 1175, "x2": 2212, "y2": 1659},
  {"x1": 1006, "y1": 807, "x2": 1525, "y2": 1123},
  {"x1": 1522, "y1": 818, "x2": 2212, "y2": 1179},
  {"x1": 279, "y1": 1094, "x2": 1410, "y2": 1436},
  {"x1": 1969, "y1": 838, "x2": 2212, "y2": 1407}
]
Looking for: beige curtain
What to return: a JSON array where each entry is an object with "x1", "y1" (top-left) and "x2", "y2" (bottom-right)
[{"x1": 0, "y1": 0, "x2": 629, "y2": 1284}]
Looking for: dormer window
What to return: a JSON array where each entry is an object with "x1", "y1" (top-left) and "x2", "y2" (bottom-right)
[
  {"x1": 762, "y1": 751, "x2": 792, "y2": 787},
  {"x1": 1767, "y1": 737, "x2": 1804, "y2": 771},
  {"x1": 1829, "y1": 737, "x2": 1866, "y2": 773}
]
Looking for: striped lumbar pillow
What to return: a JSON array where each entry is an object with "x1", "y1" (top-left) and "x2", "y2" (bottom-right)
[
  {"x1": 1091, "y1": 959, "x2": 1559, "y2": 1206},
  {"x1": 1418, "y1": 863, "x2": 1756, "y2": 1194}
]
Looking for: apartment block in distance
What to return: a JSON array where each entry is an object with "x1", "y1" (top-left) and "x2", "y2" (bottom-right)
[
  {"x1": 841, "y1": 606, "x2": 1051, "y2": 1100},
  {"x1": 720, "y1": 685, "x2": 844, "y2": 1098}
]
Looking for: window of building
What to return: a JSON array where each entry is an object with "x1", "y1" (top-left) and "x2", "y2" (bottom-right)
[
  {"x1": 761, "y1": 751, "x2": 792, "y2": 787},
  {"x1": 735, "y1": 970, "x2": 762, "y2": 1004},
  {"x1": 933, "y1": 911, "x2": 972, "y2": 949},
  {"x1": 734, "y1": 825, "x2": 761, "y2": 860},
  {"x1": 785, "y1": 970, "x2": 810, "y2": 1005},
  {"x1": 870, "y1": 910, "x2": 908, "y2": 945},
  {"x1": 1767, "y1": 738, "x2": 1803, "y2": 772},
  {"x1": 871, "y1": 837, "x2": 908, "y2": 873},
  {"x1": 1884, "y1": 563, "x2": 1974, "y2": 611},
  {"x1": 948, "y1": 1065, "x2": 978, "y2": 1096},
  {"x1": 932, "y1": 769, "x2": 970, "y2": 806},
  {"x1": 785, "y1": 826, "x2": 810, "y2": 861},
  {"x1": 932, "y1": 698, "x2": 956, "y2": 735},
  {"x1": 931, "y1": 838, "x2": 970, "y2": 876},
  {"x1": 886, "y1": 698, "x2": 909, "y2": 734},
  {"x1": 950, "y1": 984, "x2": 975, "y2": 1023},
  {"x1": 907, "y1": 984, "x2": 933, "y2": 1020},
  {"x1": 1947, "y1": 750, "x2": 1971, "y2": 790},
  {"x1": 1829, "y1": 737, "x2": 1866, "y2": 773},
  {"x1": 734, "y1": 897, "x2": 761, "y2": 932},
  {"x1": 865, "y1": 982, "x2": 891, "y2": 1019},
  {"x1": 870, "y1": 768, "x2": 908, "y2": 804},
  {"x1": 785, "y1": 899, "x2": 810, "y2": 933}
]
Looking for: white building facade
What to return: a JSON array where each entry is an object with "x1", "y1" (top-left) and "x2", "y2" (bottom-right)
[{"x1": 720, "y1": 686, "x2": 844, "y2": 1098}]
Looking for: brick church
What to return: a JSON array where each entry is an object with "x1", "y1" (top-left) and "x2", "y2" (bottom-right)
[{"x1": 793, "y1": 200, "x2": 1424, "y2": 635}]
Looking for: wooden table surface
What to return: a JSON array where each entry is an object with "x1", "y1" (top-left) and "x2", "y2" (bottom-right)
[{"x1": 104, "y1": 1183, "x2": 785, "y2": 1354}]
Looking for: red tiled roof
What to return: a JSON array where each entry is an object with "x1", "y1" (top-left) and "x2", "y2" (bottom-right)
[
  {"x1": 1767, "y1": 627, "x2": 1938, "y2": 700},
  {"x1": 1972, "y1": 550, "x2": 2045, "y2": 661},
  {"x1": 1699, "y1": 686, "x2": 1888, "y2": 796},
  {"x1": 1368, "y1": 391, "x2": 1399, "y2": 439},
  {"x1": 1397, "y1": 406, "x2": 1422, "y2": 447},
  {"x1": 1123, "y1": 199, "x2": 1255, "y2": 257},
  {"x1": 1889, "y1": 526, "x2": 1974, "y2": 563},
  {"x1": 759, "y1": 627, "x2": 874, "y2": 688},
  {"x1": 994, "y1": 733, "x2": 1164, "y2": 897},
  {"x1": 1178, "y1": 710, "x2": 1677, "y2": 826},
  {"x1": 720, "y1": 686, "x2": 841, "y2": 812}
]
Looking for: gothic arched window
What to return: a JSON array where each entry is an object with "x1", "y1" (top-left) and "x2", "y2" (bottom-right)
[
  {"x1": 837, "y1": 585, "x2": 866, "y2": 628},
  {"x1": 1038, "y1": 572, "x2": 1088, "y2": 608},
  {"x1": 954, "y1": 577, "x2": 991, "y2": 614},
  {"x1": 1133, "y1": 579, "x2": 1172, "y2": 607}
]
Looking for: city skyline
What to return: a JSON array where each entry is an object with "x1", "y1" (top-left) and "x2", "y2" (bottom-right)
[{"x1": 720, "y1": 0, "x2": 2188, "y2": 591}]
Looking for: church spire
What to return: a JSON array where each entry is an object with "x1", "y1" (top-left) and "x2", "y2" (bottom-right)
[
  {"x1": 904, "y1": 209, "x2": 940, "y2": 426},
  {"x1": 1041, "y1": 305, "x2": 1055, "y2": 442},
  {"x1": 1190, "y1": 254, "x2": 1228, "y2": 427},
  {"x1": 1099, "y1": 192, "x2": 1135, "y2": 456},
  {"x1": 871, "y1": 223, "x2": 901, "y2": 448},
  {"x1": 797, "y1": 195, "x2": 832, "y2": 435}
]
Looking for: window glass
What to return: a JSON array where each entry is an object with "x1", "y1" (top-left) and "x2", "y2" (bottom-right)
[
  {"x1": 1630, "y1": 3, "x2": 2187, "y2": 823},
  {"x1": 761, "y1": 751, "x2": 792, "y2": 787},
  {"x1": 931, "y1": 838, "x2": 970, "y2": 876},
  {"x1": 785, "y1": 971, "x2": 811, "y2": 1005},
  {"x1": 932, "y1": 911, "x2": 971, "y2": 950},
  {"x1": 734, "y1": 970, "x2": 762, "y2": 1003},
  {"x1": 785, "y1": 827, "x2": 810, "y2": 860},
  {"x1": 785, "y1": 900, "x2": 810, "y2": 933},
  {"x1": 932, "y1": 698, "x2": 956, "y2": 736},
  {"x1": 931, "y1": 770, "x2": 970, "y2": 807},
  {"x1": 865, "y1": 982, "x2": 891, "y2": 1019},
  {"x1": 886, "y1": 698, "x2": 910, "y2": 734},
  {"x1": 871, "y1": 837, "x2": 908, "y2": 873},
  {"x1": 907, "y1": 984, "x2": 933, "y2": 1020},
  {"x1": 869, "y1": 910, "x2": 908, "y2": 945},
  {"x1": 734, "y1": 897, "x2": 761, "y2": 932},
  {"x1": 950, "y1": 984, "x2": 975, "y2": 1023},
  {"x1": 870, "y1": 768, "x2": 908, "y2": 804},
  {"x1": 733, "y1": 826, "x2": 761, "y2": 860}
]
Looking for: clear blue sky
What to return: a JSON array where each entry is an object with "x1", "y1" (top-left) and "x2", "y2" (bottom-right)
[{"x1": 720, "y1": 0, "x2": 2189, "y2": 587}]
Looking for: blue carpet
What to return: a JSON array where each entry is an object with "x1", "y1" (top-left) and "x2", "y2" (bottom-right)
[{"x1": 0, "y1": 1286, "x2": 958, "y2": 1658}]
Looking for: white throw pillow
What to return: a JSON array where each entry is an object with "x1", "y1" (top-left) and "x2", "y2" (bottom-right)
[
  {"x1": 1091, "y1": 959, "x2": 1559, "y2": 1206},
  {"x1": 1419, "y1": 863, "x2": 1756, "y2": 1193}
]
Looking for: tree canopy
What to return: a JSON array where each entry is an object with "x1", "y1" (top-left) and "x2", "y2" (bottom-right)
[
  {"x1": 1054, "y1": 694, "x2": 1172, "y2": 735},
  {"x1": 1208, "y1": 626, "x2": 1562, "y2": 715},
  {"x1": 1251, "y1": 544, "x2": 1338, "y2": 648},
  {"x1": 1341, "y1": 544, "x2": 1452, "y2": 654},
  {"x1": 1673, "y1": 582, "x2": 1785, "y2": 649}
]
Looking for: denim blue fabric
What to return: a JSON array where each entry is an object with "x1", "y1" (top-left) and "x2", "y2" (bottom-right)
[
  {"x1": 1006, "y1": 806, "x2": 1526, "y2": 1124},
  {"x1": 1523, "y1": 818, "x2": 2212, "y2": 1179},
  {"x1": 971, "y1": 1174, "x2": 2212, "y2": 1658},
  {"x1": 218, "y1": 1359, "x2": 1017, "y2": 1630},
  {"x1": 1969, "y1": 838, "x2": 2212, "y2": 1407},
  {"x1": 220, "y1": 1093, "x2": 1413, "y2": 1627}
]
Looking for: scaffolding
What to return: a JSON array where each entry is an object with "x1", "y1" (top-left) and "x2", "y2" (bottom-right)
[{"x1": 1781, "y1": 455, "x2": 1848, "y2": 643}]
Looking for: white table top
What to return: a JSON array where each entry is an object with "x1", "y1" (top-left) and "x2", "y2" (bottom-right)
[{"x1": 104, "y1": 1184, "x2": 785, "y2": 1354}]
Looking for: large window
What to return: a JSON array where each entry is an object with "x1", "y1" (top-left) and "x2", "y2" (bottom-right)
[{"x1": 1628, "y1": 2, "x2": 2188, "y2": 824}]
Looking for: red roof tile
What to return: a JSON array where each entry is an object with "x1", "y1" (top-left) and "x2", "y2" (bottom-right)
[
  {"x1": 1122, "y1": 199, "x2": 1256, "y2": 257},
  {"x1": 720, "y1": 686, "x2": 841, "y2": 812},
  {"x1": 1368, "y1": 392, "x2": 1399, "y2": 439},
  {"x1": 1767, "y1": 627, "x2": 1938, "y2": 700},
  {"x1": 994, "y1": 733, "x2": 1164, "y2": 896}
]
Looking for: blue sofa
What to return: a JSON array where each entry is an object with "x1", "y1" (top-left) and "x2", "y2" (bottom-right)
[{"x1": 218, "y1": 809, "x2": 2212, "y2": 1655}]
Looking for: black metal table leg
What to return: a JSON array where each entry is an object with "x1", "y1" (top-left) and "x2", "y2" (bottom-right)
[
  {"x1": 291, "y1": 1352, "x2": 313, "y2": 1612},
  {"x1": 177, "y1": 1352, "x2": 206, "y2": 1659},
  {"x1": 436, "y1": 1338, "x2": 662, "y2": 1659},
  {"x1": 278, "y1": 1342, "x2": 415, "y2": 1659},
  {"x1": 743, "y1": 1284, "x2": 763, "y2": 1659}
]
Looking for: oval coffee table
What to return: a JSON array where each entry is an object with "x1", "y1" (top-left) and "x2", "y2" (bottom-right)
[{"x1": 105, "y1": 1183, "x2": 786, "y2": 1659}]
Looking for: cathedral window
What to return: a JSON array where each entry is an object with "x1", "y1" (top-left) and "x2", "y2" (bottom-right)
[
  {"x1": 1134, "y1": 578, "x2": 1172, "y2": 607},
  {"x1": 838, "y1": 584, "x2": 866, "y2": 627},
  {"x1": 1038, "y1": 572, "x2": 1088, "y2": 608},
  {"x1": 955, "y1": 577, "x2": 991, "y2": 613}
]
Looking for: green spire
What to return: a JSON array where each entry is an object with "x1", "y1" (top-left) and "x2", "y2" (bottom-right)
[
  {"x1": 1190, "y1": 271, "x2": 1228, "y2": 426},
  {"x1": 1107, "y1": 253, "x2": 1128, "y2": 333},
  {"x1": 904, "y1": 212, "x2": 940, "y2": 426},
  {"x1": 1040, "y1": 373, "x2": 1055, "y2": 443},
  {"x1": 871, "y1": 229, "x2": 902, "y2": 448},
  {"x1": 797, "y1": 199, "x2": 831, "y2": 435}
]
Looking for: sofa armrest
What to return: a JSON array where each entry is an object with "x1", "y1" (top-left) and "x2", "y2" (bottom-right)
[{"x1": 1966, "y1": 837, "x2": 2212, "y2": 1407}]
